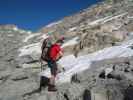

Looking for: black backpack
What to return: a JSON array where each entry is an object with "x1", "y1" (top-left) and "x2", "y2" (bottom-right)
[{"x1": 40, "y1": 38, "x2": 52, "y2": 62}]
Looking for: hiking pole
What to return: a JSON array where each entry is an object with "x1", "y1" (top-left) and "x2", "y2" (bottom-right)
[
  {"x1": 41, "y1": 61, "x2": 43, "y2": 71},
  {"x1": 39, "y1": 58, "x2": 43, "y2": 71},
  {"x1": 40, "y1": 59, "x2": 48, "y2": 71}
]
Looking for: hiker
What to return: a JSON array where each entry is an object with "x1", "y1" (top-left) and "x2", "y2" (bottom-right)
[
  {"x1": 39, "y1": 33, "x2": 52, "y2": 91},
  {"x1": 40, "y1": 36, "x2": 64, "y2": 92},
  {"x1": 47, "y1": 37, "x2": 64, "y2": 91}
]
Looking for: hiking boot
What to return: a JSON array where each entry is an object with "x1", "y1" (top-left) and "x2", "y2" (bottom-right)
[{"x1": 48, "y1": 84, "x2": 57, "y2": 92}]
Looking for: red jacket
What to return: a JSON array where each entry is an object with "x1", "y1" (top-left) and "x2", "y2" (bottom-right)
[{"x1": 49, "y1": 43, "x2": 62, "y2": 61}]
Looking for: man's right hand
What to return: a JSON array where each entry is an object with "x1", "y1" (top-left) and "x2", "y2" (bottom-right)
[{"x1": 56, "y1": 51, "x2": 63, "y2": 61}]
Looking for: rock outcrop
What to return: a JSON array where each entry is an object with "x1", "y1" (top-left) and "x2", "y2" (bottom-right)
[{"x1": 25, "y1": 57, "x2": 133, "y2": 100}]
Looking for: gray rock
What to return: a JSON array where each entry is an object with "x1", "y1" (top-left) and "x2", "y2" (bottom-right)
[
  {"x1": 0, "y1": 79, "x2": 38, "y2": 100},
  {"x1": 91, "y1": 85, "x2": 124, "y2": 100},
  {"x1": 17, "y1": 55, "x2": 34, "y2": 65},
  {"x1": 37, "y1": 95, "x2": 48, "y2": 100},
  {"x1": 11, "y1": 73, "x2": 28, "y2": 81},
  {"x1": 1, "y1": 95, "x2": 23, "y2": 100}
]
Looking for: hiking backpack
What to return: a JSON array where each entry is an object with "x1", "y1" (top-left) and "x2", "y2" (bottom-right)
[{"x1": 40, "y1": 38, "x2": 52, "y2": 62}]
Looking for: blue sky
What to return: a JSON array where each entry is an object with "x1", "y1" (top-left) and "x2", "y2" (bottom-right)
[{"x1": 0, "y1": 0, "x2": 102, "y2": 31}]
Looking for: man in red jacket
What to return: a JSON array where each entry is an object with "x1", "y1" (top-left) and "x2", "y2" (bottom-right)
[{"x1": 47, "y1": 37, "x2": 64, "y2": 91}]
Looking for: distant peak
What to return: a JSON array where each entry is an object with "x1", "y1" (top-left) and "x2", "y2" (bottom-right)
[{"x1": 0, "y1": 24, "x2": 18, "y2": 30}]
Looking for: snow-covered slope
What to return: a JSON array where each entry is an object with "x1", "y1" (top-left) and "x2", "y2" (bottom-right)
[
  {"x1": 40, "y1": 36, "x2": 133, "y2": 84},
  {"x1": 19, "y1": 34, "x2": 79, "y2": 57},
  {"x1": 19, "y1": 23, "x2": 133, "y2": 84}
]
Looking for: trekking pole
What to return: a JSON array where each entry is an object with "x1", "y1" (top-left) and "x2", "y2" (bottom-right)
[
  {"x1": 39, "y1": 58, "x2": 43, "y2": 71},
  {"x1": 41, "y1": 61, "x2": 43, "y2": 71},
  {"x1": 40, "y1": 59, "x2": 48, "y2": 71}
]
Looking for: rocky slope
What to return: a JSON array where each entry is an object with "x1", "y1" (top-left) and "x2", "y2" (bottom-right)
[
  {"x1": 0, "y1": 25, "x2": 39, "y2": 100},
  {"x1": 0, "y1": 0, "x2": 133, "y2": 100},
  {"x1": 40, "y1": 0, "x2": 133, "y2": 56}
]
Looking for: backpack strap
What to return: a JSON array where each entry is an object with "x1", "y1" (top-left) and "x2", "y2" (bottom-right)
[{"x1": 41, "y1": 39, "x2": 48, "y2": 51}]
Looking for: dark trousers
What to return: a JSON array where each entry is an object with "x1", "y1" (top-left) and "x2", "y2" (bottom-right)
[{"x1": 47, "y1": 60, "x2": 58, "y2": 77}]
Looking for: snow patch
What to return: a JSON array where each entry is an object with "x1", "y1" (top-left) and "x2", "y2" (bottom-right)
[
  {"x1": 27, "y1": 31, "x2": 32, "y2": 34},
  {"x1": 129, "y1": 32, "x2": 133, "y2": 36},
  {"x1": 19, "y1": 30, "x2": 26, "y2": 34},
  {"x1": 13, "y1": 27, "x2": 18, "y2": 31},
  {"x1": 46, "y1": 21, "x2": 62, "y2": 28},
  {"x1": 89, "y1": 16, "x2": 111, "y2": 26},
  {"x1": 68, "y1": 27, "x2": 77, "y2": 32},
  {"x1": 89, "y1": 12, "x2": 128, "y2": 26},
  {"x1": 58, "y1": 55, "x2": 78, "y2": 71},
  {"x1": 19, "y1": 43, "x2": 41, "y2": 57},
  {"x1": 62, "y1": 37, "x2": 79, "y2": 48},
  {"x1": 127, "y1": 16, "x2": 133, "y2": 19},
  {"x1": 122, "y1": 39, "x2": 133, "y2": 47},
  {"x1": 23, "y1": 33, "x2": 41, "y2": 43},
  {"x1": 19, "y1": 35, "x2": 78, "y2": 57},
  {"x1": 102, "y1": 12, "x2": 128, "y2": 24},
  {"x1": 40, "y1": 38, "x2": 133, "y2": 84}
]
